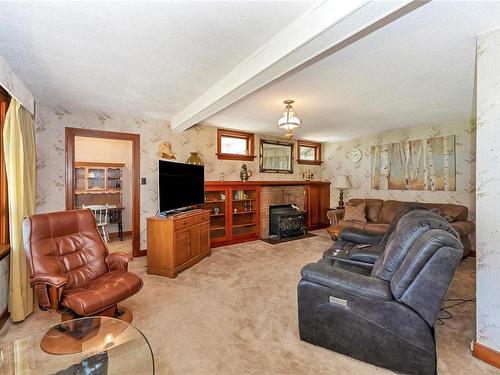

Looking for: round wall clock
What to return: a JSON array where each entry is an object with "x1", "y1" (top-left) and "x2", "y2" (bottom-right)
[{"x1": 350, "y1": 148, "x2": 362, "y2": 162}]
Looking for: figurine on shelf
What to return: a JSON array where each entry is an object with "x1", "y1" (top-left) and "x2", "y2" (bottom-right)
[
  {"x1": 302, "y1": 169, "x2": 314, "y2": 180},
  {"x1": 213, "y1": 207, "x2": 220, "y2": 215},
  {"x1": 240, "y1": 164, "x2": 252, "y2": 182},
  {"x1": 219, "y1": 172, "x2": 225, "y2": 182},
  {"x1": 159, "y1": 141, "x2": 176, "y2": 160}
]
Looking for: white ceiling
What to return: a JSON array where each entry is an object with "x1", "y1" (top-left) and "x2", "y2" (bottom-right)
[
  {"x1": 204, "y1": 1, "x2": 500, "y2": 142},
  {"x1": 0, "y1": 1, "x2": 311, "y2": 119},
  {"x1": 2, "y1": 1, "x2": 500, "y2": 143}
]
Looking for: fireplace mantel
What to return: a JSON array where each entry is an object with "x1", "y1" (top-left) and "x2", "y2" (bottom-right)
[{"x1": 205, "y1": 180, "x2": 330, "y2": 187}]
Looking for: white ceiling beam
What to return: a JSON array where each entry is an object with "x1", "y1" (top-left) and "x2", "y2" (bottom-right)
[{"x1": 170, "y1": 0, "x2": 429, "y2": 132}]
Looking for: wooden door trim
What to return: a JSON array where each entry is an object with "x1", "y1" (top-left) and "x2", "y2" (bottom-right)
[
  {"x1": 65, "y1": 127, "x2": 143, "y2": 257},
  {"x1": 473, "y1": 341, "x2": 500, "y2": 369}
]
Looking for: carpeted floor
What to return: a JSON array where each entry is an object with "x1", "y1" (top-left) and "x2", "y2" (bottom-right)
[{"x1": 0, "y1": 232, "x2": 495, "y2": 374}]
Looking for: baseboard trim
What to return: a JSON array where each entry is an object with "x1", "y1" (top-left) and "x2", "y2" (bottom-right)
[
  {"x1": 108, "y1": 230, "x2": 132, "y2": 239},
  {"x1": 0, "y1": 308, "x2": 10, "y2": 329},
  {"x1": 473, "y1": 341, "x2": 500, "y2": 369}
]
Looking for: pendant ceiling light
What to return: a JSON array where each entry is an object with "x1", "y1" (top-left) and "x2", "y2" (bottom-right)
[{"x1": 277, "y1": 100, "x2": 301, "y2": 139}]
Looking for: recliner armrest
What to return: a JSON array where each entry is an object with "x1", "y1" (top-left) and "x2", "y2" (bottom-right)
[
  {"x1": 349, "y1": 245, "x2": 384, "y2": 264},
  {"x1": 106, "y1": 252, "x2": 132, "y2": 271},
  {"x1": 339, "y1": 228, "x2": 384, "y2": 245},
  {"x1": 29, "y1": 276, "x2": 67, "y2": 311},
  {"x1": 301, "y1": 262, "x2": 392, "y2": 301},
  {"x1": 30, "y1": 274, "x2": 68, "y2": 288}
]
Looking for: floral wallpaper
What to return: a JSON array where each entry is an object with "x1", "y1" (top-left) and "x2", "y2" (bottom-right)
[
  {"x1": 322, "y1": 122, "x2": 476, "y2": 222},
  {"x1": 0, "y1": 56, "x2": 35, "y2": 115},
  {"x1": 34, "y1": 106, "x2": 321, "y2": 249},
  {"x1": 476, "y1": 28, "x2": 500, "y2": 352}
]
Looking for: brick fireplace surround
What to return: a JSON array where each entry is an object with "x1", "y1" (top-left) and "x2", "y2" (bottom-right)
[{"x1": 260, "y1": 186, "x2": 305, "y2": 238}]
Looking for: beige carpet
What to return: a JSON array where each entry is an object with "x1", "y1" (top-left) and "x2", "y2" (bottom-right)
[{"x1": 0, "y1": 232, "x2": 496, "y2": 374}]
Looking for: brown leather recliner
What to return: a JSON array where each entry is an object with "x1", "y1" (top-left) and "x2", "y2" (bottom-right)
[{"x1": 23, "y1": 209, "x2": 143, "y2": 321}]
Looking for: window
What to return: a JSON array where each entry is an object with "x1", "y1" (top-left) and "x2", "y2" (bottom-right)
[
  {"x1": 297, "y1": 140, "x2": 322, "y2": 165},
  {"x1": 221, "y1": 136, "x2": 247, "y2": 155},
  {"x1": 216, "y1": 129, "x2": 255, "y2": 161}
]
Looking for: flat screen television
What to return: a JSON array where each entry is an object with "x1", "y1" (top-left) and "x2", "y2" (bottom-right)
[{"x1": 158, "y1": 160, "x2": 204, "y2": 212}]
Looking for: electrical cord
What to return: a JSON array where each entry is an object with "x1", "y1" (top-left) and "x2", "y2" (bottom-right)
[
  {"x1": 136, "y1": 210, "x2": 159, "y2": 241},
  {"x1": 437, "y1": 297, "x2": 476, "y2": 326}
]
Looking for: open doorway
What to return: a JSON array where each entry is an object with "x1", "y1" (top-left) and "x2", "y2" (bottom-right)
[{"x1": 65, "y1": 128, "x2": 142, "y2": 257}]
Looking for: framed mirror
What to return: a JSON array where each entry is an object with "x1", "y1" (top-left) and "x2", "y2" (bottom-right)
[{"x1": 259, "y1": 139, "x2": 294, "y2": 173}]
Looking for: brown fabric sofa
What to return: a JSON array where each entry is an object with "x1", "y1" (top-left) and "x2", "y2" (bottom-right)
[{"x1": 327, "y1": 199, "x2": 475, "y2": 257}]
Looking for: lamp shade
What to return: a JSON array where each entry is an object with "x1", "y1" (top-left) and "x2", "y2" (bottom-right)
[
  {"x1": 332, "y1": 175, "x2": 351, "y2": 189},
  {"x1": 277, "y1": 99, "x2": 302, "y2": 131}
]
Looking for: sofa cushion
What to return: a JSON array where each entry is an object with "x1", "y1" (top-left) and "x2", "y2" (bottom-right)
[
  {"x1": 343, "y1": 202, "x2": 367, "y2": 222},
  {"x1": 451, "y1": 221, "x2": 475, "y2": 237},
  {"x1": 422, "y1": 203, "x2": 468, "y2": 222},
  {"x1": 338, "y1": 220, "x2": 367, "y2": 231},
  {"x1": 378, "y1": 200, "x2": 409, "y2": 224},
  {"x1": 348, "y1": 199, "x2": 384, "y2": 223},
  {"x1": 61, "y1": 270, "x2": 143, "y2": 316}
]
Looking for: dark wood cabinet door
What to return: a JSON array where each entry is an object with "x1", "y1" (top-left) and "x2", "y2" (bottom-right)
[
  {"x1": 319, "y1": 185, "x2": 330, "y2": 225},
  {"x1": 307, "y1": 184, "x2": 330, "y2": 229},
  {"x1": 173, "y1": 227, "x2": 192, "y2": 266},
  {"x1": 307, "y1": 185, "x2": 321, "y2": 228}
]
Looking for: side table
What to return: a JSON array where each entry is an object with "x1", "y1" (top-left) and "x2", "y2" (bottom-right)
[{"x1": 326, "y1": 225, "x2": 343, "y2": 240}]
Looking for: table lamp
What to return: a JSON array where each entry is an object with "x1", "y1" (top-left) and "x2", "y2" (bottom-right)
[{"x1": 332, "y1": 175, "x2": 351, "y2": 209}]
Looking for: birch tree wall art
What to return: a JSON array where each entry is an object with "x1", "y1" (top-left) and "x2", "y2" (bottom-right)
[{"x1": 371, "y1": 136, "x2": 456, "y2": 191}]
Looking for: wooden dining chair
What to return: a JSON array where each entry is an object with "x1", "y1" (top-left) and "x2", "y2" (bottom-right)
[{"x1": 83, "y1": 204, "x2": 110, "y2": 242}]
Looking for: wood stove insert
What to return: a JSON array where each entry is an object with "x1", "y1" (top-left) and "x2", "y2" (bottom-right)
[{"x1": 269, "y1": 204, "x2": 307, "y2": 240}]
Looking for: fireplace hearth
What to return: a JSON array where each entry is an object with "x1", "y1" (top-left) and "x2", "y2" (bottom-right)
[{"x1": 269, "y1": 204, "x2": 307, "y2": 240}]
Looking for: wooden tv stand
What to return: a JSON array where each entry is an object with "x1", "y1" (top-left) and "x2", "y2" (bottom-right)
[{"x1": 146, "y1": 209, "x2": 211, "y2": 278}]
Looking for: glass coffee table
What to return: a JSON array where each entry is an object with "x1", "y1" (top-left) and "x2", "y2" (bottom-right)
[{"x1": 0, "y1": 316, "x2": 154, "y2": 374}]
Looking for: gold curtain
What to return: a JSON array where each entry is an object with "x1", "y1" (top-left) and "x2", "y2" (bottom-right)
[{"x1": 3, "y1": 99, "x2": 35, "y2": 321}]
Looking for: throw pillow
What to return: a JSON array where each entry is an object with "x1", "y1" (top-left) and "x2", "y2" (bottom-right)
[{"x1": 343, "y1": 202, "x2": 367, "y2": 222}]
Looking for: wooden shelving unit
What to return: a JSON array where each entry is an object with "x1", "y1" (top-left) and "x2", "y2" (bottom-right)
[
  {"x1": 74, "y1": 162, "x2": 124, "y2": 208},
  {"x1": 201, "y1": 183, "x2": 260, "y2": 247}
]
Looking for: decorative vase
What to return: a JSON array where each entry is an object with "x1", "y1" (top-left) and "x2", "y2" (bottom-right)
[{"x1": 186, "y1": 152, "x2": 203, "y2": 165}]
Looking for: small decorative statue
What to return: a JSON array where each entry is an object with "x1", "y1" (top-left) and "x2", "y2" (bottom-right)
[
  {"x1": 159, "y1": 141, "x2": 176, "y2": 160},
  {"x1": 219, "y1": 172, "x2": 225, "y2": 182},
  {"x1": 240, "y1": 164, "x2": 252, "y2": 182}
]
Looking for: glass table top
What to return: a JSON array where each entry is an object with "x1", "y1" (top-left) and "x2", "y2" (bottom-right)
[{"x1": 0, "y1": 316, "x2": 154, "y2": 375}]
